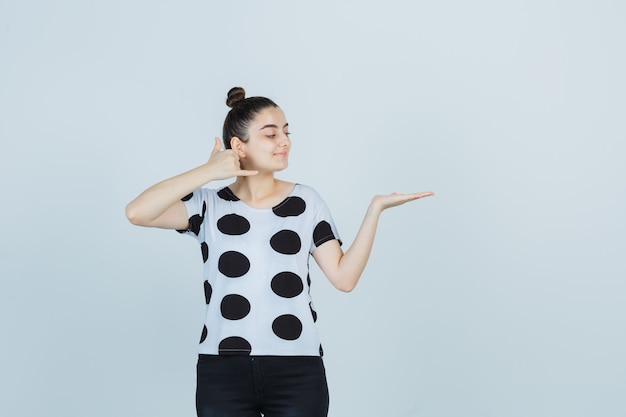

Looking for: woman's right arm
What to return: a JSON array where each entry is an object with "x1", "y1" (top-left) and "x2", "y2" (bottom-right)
[{"x1": 125, "y1": 137, "x2": 257, "y2": 229}]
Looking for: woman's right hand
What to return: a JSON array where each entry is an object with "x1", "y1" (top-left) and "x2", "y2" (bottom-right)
[
  {"x1": 126, "y1": 137, "x2": 256, "y2": 229},
  {"x1": 205, "y1": 137, "x2": 258, "y2": 180}
]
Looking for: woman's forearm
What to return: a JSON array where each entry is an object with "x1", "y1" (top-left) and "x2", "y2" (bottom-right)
[
  {"x1": 333, "y1": 204, "x2": 382, "y2": 291},
  {"x1": 126, "y1": 138, "x2": 258, "y2": 227},
  {"x1": 125, "y1": 163, "x2": 216, "y2": 225}
]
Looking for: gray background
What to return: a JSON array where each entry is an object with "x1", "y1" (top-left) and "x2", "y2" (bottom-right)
[{"x1": 1, "y1": 1, "x2": 625, "y2": 416}]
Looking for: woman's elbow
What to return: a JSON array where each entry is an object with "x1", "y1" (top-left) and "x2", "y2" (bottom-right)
[
  {"x1": 337, "y1": 285, "x2": 356, "y2": 293},
  {"x1": 125, "y1": 203, "x2": 147, "y2": 226},
  {"x1": 332, "y1": 279, "x2": 357, "y2": 293}
]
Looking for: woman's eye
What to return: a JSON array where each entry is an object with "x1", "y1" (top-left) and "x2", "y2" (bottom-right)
[{"x1": 266, "y1": 134, "x2": 276, "y2": 138}]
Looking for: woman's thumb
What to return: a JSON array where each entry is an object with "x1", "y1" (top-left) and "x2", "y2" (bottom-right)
[{"x1": 211, "y1": 137, "x2": 222, "y2": 155}]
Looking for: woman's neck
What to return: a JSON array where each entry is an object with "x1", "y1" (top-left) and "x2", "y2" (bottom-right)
[{"x1": 229, "y1": 175, "x2": 293, "y2": 208}]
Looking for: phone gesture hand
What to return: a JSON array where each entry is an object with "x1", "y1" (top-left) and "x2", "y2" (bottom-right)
[{"x1": 207, "y1": 137, "x2": 258, "y2": 180}]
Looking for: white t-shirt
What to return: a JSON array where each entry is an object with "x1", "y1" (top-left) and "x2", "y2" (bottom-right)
[{"x1": 179, "y1": 183, "x2": 341, "y2": 356}]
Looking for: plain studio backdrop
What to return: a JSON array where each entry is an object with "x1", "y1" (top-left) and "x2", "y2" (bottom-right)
[{"x1": 1, "y1": 1, "x2": 624, "y2": 416}]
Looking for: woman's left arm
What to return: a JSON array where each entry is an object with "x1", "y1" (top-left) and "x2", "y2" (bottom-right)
[{"x1": 312, "y1": 192, "x2": 434, "y2": 292}]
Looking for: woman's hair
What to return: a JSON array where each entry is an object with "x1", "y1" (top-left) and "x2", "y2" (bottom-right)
[{"x1": 222, "y1": 87, "x2": 278, "y2": 149}]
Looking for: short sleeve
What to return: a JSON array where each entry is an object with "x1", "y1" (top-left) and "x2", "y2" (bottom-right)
[
  {"x1": 176, "y1": 189, "x2": 208, "y2": 242},
  {"x1": 309, "y1": 192, "x2": 342, "y2": 253}
]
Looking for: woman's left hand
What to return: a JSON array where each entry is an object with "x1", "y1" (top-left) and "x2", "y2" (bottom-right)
[{"x1": 370, "y1": 191, "x2": 434, "y2": 213}]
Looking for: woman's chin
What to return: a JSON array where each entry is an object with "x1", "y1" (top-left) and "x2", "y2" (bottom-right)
[
  {"x1": 273, "y1": 160, "x2": 289, "y2": 172},
  {"x1": 252, "y1": 163, "x2": 288, "y2": 175}
]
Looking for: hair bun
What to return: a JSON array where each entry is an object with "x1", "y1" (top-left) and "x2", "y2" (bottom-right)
[{"x1": 226, "y1": 87, "x2": 246, "y2": 107}]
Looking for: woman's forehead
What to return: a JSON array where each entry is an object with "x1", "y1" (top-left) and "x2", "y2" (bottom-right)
[{"x1": 251, "y1": 107, "x2": 287, "y2": 129}]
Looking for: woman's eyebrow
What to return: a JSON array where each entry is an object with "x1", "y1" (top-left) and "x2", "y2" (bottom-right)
[{"x1": 258, "y1": 123, "x2": 289, "y2": 131}]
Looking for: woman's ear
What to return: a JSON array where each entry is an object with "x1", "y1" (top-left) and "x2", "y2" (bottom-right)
[{"x1": 230, "y1": 137, "x2": 246, "y2": 158}]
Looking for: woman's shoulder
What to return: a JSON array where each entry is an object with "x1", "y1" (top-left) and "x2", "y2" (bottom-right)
[
  {"x1": 291, "y1": 183, "x2": 328, "y2": 204},
  {"x1": 292, "y1": 182, "x2": 316, "y2": 195}
]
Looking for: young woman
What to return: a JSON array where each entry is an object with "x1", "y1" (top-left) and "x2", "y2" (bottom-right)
[{"x1": 125, "y1": 87, "x2": 433, "y2": 417}]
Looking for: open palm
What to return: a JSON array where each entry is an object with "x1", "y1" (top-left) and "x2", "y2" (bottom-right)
[{"x1": 371, "y1": 191, "x2": 434, "y2": 211}]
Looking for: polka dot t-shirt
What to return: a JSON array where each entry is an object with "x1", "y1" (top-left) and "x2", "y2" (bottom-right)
[{"x1": 178, "y1": 184, "x2": 341, "y2": 357}]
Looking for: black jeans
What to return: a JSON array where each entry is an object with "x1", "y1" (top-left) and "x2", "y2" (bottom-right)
[{"x1": 196, "y1": 355, "x2": 329, "y2": 417}]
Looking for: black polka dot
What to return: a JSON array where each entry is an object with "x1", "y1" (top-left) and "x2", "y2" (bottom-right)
[
  {"x1": 199, "y1": 325, "x2": 208, "y2": 343},
  {"x1": 217, "y1": 187, "x2": 239, "y2": 201},
  {"x1": 188, "y1": 214, "x2": 204, "y2": 236},
  {"x1": 319, "y1": 344, "x2": 324, "y2": 356},
  {"x1": 182, "y1": 192, "x2": 193, "y2": 201},
  {"x1": 178, "y1": 201, "x2": 206, "y2": 235},
  {"x1": 204, "y1": 281, "x2": 212, "y2": 304},
  {"x1": 313, "y1": 221, "x2": 336, "y2": 247},
  {"x1": 272, "y1": 196, "x2": 306, "y2": 217},
  {"x1": 272, "y1": 314, "x2": 303, "y2": 340},
  {"x1": 218, "y1": 251, "x2": 250, "y2": 278},
  {"x1": 217, "y1": 214, "x2": 250, "y2": 235},
  {"x1": 271, "y1": 272, "x2": 304, "y2": 298},
  {"x1": 270, "y1": 230, "x2": 301, "y2": 254},
  {"x1": 184, "y1": 201, "x2": 206, "y2": 236},
  {"x1": 220, "y1": 294, "x2": 251, "y2": 320},
  {"x1": 218, "y1": 336, "x2": 251, "y2": 355},
  {"x1": 310, "y1": 302, "x2": 318, "y2": 322},
  {"x1": 307, "y1": 274, "x2": 311, "y2": 288},
  {"x1": 201, "y1": 242, "x2": 209, "y2": 263}
]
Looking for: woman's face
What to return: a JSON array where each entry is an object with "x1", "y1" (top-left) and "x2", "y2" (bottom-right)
[{"x1": 239, "y1": 107, "x2": 291, "y2": 173}]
